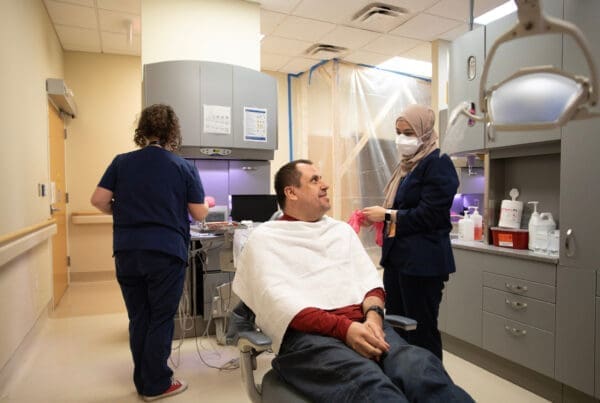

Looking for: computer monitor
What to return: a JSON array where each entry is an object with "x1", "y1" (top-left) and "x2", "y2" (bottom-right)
[{"x1": 230, "y1": 194, "x2": 279, "y2": 222}]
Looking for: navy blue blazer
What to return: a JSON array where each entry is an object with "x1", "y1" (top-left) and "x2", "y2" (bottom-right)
[{"x1": 380, "y1": 149, "x2": 459, "y2": 277}]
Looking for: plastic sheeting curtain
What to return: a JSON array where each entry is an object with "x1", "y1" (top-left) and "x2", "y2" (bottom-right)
[{"x1": 289, "y1": 59, "x2": 431, "y2": 261}]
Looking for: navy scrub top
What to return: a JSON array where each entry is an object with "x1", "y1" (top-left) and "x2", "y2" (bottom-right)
[{"x1": 98, "y1": 146, "x2": 205, "y2": 262}]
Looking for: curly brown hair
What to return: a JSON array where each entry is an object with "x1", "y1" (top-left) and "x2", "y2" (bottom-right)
[{"x1": 134, "y1": 104, "x2": 182, "y2": 150}]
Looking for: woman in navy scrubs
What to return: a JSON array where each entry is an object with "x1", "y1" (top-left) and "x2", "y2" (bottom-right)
[
  {"x1": 363, "y1": 104, "x2": 459, "y2": 360},
  {"x1": 91, "y1": 104, "x2": 208, "y2": 400}
]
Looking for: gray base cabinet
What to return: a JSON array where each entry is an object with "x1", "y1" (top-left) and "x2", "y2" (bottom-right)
[
  {"x1": 555, "y1": 266, "x2": 596, "y2": 396},
  {"x1": 596, "y1": 296, "x2": 600, "y2": 398},
  {"x1": 444, "y1": 249, "x2": 483, "y2": 347}
]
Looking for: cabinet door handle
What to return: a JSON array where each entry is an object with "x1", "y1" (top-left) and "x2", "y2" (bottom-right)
[
  {"x1": 241, "y1": 166, "x2": 256, "y2": 171},
  {"x1": 564, "y1": 228, "x2": 575, "y2": 257},
  {"x1": 505, "y1": 283, "x2": 528, "y2": 293},
  {"x1": 486, "y1": 121, "x2": 495, "y2": 141},
  {"x1": 505, "y1": 299, "x2": 528, "y2": 310},
  {"x1": 504, "y1": 325, "x2": 527, "y2": 337}
]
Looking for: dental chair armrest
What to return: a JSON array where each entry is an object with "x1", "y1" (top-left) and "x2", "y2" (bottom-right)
[
  {"x1": 385, "y1": 314, "x2": 417, "y2": 331},
  {"x1": 238, "y1": 330, "x2": 272, "y2": 353}
]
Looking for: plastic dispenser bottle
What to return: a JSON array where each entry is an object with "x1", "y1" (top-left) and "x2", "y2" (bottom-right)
[
  {"x1": 535, "y1": 212, "x2": 557, "y2": 253},
  {"x1": 527, "y1": 201, "x2": 540, "y2": 251},
  {"x1": 471, "y1": 207, "x2": 483, "y2": 241},
  {"x1": 458, "y1": 213, "x2": 474, "y2": 241}
]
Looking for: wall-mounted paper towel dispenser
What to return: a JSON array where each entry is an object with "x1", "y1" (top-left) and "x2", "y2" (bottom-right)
[{"x1": 46, "y1": 78, "x2": 77, "y2": 118}]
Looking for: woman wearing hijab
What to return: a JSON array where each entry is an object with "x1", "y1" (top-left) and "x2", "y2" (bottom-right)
[{"x1": 362, "y1": 104, "x2": 459, "y2": 360}]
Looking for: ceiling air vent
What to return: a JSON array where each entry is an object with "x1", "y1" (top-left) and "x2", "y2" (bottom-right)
[
  {"x1": 352, "y1": 3, "x2": 409, "y2": 31},
  {"x1": 305, "y1": 44, "x2": 347, "y2": 59}
]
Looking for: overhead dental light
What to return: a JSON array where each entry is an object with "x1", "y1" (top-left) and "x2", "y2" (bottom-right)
[{"x1": 448, "y1": 0, "x2": 599, "y2": 140}]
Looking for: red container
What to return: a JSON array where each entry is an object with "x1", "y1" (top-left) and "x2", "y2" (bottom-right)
[{"x1": 490, "y1": 227, "x2": 529, "y2": 249}]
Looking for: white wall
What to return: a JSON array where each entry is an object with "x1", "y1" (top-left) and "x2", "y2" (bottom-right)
[
  {"x1": 0, "y1": 0, "x2": 63, "y2": 375},
  {"x1": 142, "y1": 0, "x2": 260, "y2": 70}
]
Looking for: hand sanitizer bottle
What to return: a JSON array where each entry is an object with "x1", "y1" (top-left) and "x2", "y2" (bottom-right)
[
  {"x1": 458, "y1": 213, "x2": 474, "y2": 241},
  {"x1": 527, "y1": 201, "x2": 540, "y2": 251},
  {"x1": 471, "y1": 207, "x2": 483, "y2": 241}
]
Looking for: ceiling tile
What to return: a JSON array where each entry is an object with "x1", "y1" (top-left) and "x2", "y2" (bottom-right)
[
  {"x1": 101, "y1": 32, "x2": 140, "y2": 55},
  {"x1": 46, "y1": 0, "x2": 94, "y2": 6},
  {"x1": 381, "y1": 0, "x2": 440, "y2": 14},
  {"x1": 389, "y1": 13, "x2": 462, "y2": 41},
  {"x1": 259, "y1": 0, "x2": 303, "y2": 14},
  {"x1": 279, "y1": 57, "x2": 320, "y2": 74},
  {"x1": 261, "y1": 10, "x2": 287, "y2": 35},
  {"x1": 261, "y1": 52, "x2": 292, "y2": 71},
  {"x1": 97, "y1": 0, "x2": 140, "y2": 14},
  {"x1": 272, "y1": 15, "x2": 335, "y2": 42},
  {"x1": 55, "y1": 25, "x2": 101, "y2": 52},
  {"x1": 425, "y1": 0, "x2": 507, "y2": 23},
  {"x1": 98, "y1": 9, "x2": 140, "y2": 34},
  {"x1": 318, "y1": 26, "x2": 381, "y2": 50},
  {"x1": 399, "y1": 42, "x2": 432, "y2": 62},
  {"x1": 45, "y1": 0, "x2": 98, "y2": 29},
  {"x1": 438, "y1": 23, "x2": 474, "y2": 41},
  {"x1": 261, "y1": 36, "x2": 313, "y2": 56},
  {"x1": 346, "y1": 10, "x2": 410, "y2": 34},
  {"x1": 361, "y1": 35, "x2": 424, "y2": 56},
  {"x1": 342, "y1": 50, "x2": 391, "y2": 66},
  {"x1": 292, "y1": 0, "x2": 372, "y2": 24}
]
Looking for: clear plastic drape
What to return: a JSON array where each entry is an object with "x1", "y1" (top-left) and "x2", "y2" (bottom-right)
[{"x1": 290, "y1": 59, "x2": 431, "y2": 262}]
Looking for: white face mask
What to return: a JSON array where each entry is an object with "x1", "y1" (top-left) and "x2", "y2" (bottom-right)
[{"x1": 395, "y1": 133, "x2": 422, "y2": 156}]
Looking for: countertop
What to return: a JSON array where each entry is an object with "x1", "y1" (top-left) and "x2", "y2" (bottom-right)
[{"x1": 451, "y1": 239, "x2": 559, "y2": 264}]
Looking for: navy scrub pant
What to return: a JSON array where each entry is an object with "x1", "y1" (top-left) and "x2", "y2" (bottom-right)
[
  {"x1": 383, "y1": 270, "x2": 448, "y2": 360},
  {"x1": 273, "y1": 321, "x2": 473, "y2": 403},
  {"x1": 115, "y1": 250, "x2": 186, "y2": 396}
]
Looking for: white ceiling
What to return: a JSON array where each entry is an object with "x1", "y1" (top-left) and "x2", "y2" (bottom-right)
[{"x1": 42, "y1": 0, "x2": 507, "y2": 74}]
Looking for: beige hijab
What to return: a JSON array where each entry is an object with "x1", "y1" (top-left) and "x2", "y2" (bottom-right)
[{"x1": 383, "y1": 104, "x2": 439, "y2": 208}]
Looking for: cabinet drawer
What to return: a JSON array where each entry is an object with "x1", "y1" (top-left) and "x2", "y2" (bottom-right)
[
  {"x1": 483, "y1": 312, "x2": 554, "y2": 378},
  {"x1": 483, "y1": 287, "x2": 555, "y2": 331},
  {"x1": 483, "y1": 272, "x2": 555, "y2": 303},
  {"x1": 480, "y1": 253, "x2": 555, "y2": 285}
]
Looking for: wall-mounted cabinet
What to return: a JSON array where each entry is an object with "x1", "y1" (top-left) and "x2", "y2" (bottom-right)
[
  {"x1": 483, "y1": 0, "x2": 563, "y2": 149},
  {"x1": 444, "y1": 26, "x2": 486, "y2": 155},
  {"x1": 144, "y1": 61, "x2": 277, "y2": 158},
  {"x1": 447, "y1": 0, "x2": 566, "y2": 154},
  {"x1": 194, "y1": 159, "x2": 270, "y2": 209}
]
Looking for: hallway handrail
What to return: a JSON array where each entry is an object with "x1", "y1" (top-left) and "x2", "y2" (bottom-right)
[{"x1": 0, "y1": 219, "x2": 57, "y2": 267}]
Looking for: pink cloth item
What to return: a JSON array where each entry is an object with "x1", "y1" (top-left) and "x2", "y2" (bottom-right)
[
  {"x1": 205, "y1": 196, "x2": 216, "y2": 207},
  {"x1": 347, "y1": 210, "x2": 384, "y2": 247}
]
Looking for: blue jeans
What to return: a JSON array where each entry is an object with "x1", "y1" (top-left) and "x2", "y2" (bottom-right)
[
  {"x1": 115, "y1": 250, "x2": 186, "y2": 396},
  {"x1": 273, "y1": 321, "x2": 473, "y2": 403}
]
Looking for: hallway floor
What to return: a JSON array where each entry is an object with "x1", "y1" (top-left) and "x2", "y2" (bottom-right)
[{"x1": 0, "y1": 281, "x2": 549, "y2": 403}]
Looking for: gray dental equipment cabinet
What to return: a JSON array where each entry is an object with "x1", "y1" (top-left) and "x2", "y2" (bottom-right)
[{"x1": 142, "y1": 60, "x2": 278, "y2": 339}]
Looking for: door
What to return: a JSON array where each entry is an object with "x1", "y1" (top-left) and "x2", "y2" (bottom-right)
[{"x1": 48, "y1": 101, "x2": 68, "y2": 308}]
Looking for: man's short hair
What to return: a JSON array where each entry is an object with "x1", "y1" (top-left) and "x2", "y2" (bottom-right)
[{"x1": 274, "y1": 159, "x2": 313, "y2": 209}]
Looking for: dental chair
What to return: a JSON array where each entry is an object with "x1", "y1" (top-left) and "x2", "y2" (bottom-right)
[{"x1": 231, "y1": 301, "x2": 417, "y2": 403}]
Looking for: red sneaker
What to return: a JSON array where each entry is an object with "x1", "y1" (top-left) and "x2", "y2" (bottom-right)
[{"x1": 143, "y1": 379, "x2": 188, "y2": 401}]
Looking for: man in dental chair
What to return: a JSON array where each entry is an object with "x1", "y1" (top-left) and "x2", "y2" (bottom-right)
[{"x1": 232, "y1": 159, "x2": 473, "y2": 403}]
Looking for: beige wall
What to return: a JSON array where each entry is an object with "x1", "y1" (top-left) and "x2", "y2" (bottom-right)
[
  {"x1": 0, "y1": 0, "x2": 63, "y2": 375},
  {"x1": 142, "y1": 0, "x2": 260, "y2": 70},
  {"x1": 64, "y1": 52, "x2": 141, "y2": 279}
]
